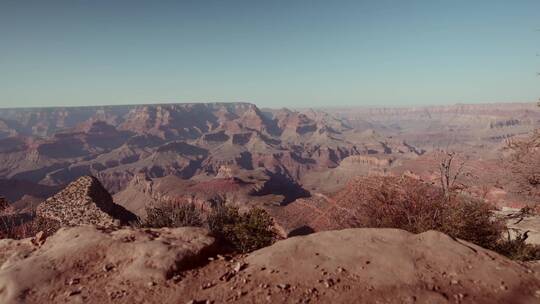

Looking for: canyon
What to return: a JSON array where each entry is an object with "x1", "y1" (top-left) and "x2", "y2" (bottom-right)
[
  {"x1": 2, "y1": 102, "x2": 540, "y2": 303},
  {"x1": 1, "y1": 102, "x2": 539, "y2": 212}
]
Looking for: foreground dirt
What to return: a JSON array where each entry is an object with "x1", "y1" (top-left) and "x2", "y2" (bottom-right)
[{"x1": 1, "y1": 227, "x2": 540, "y2": 303}]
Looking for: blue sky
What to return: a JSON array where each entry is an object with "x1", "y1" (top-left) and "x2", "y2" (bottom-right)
[{"x1": 0, "y1": 0, "x2": 539, "y2": 108}]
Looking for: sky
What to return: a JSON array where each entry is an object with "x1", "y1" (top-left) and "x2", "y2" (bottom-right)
[{"x1": 0, "y1": 0, "x2": 539, "y2": 108}]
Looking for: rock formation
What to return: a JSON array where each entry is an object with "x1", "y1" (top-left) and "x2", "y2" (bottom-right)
[
  {"x1": 0, "y1": 227, "x2": 538, "y2": 303},
  {"x1": 36, "y1": 176, "x2": 136, "y2": 227},
  {"x1": 243, "y1": 228, "x2": 540, "y2": 303},
  {"x1": 0, "y1": 226, "x2": 216, "y2": 303}
]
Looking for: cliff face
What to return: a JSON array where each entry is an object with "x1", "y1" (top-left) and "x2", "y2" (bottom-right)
[
  {"x1": 0, "y1": 103, "x2": 370, "y2": 199},
  {"x1": 0, "y1": 106, "x2": 130, "y2": 137},
  {"x1": 2, "y1": 102, "x2": 537, "y2": 139},
  {"x1": 328, "y1": 102, "x2": 540, "y2": 116}
]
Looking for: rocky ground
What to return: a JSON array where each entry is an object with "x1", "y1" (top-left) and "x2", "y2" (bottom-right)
[{"x1": 1, "y1": 226, "x2": 540, "y2": 303}]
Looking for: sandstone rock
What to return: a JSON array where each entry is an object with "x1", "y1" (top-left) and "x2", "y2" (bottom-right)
[
  {"x1": 36, "y1": 176, "x2": 136, "y2": 228},
  {"x1": 0, "y1": 226, "x2": 216, "y2": 303},
  {"x1": 245, "y1": 228, "x2": 540, "y2": 303}
]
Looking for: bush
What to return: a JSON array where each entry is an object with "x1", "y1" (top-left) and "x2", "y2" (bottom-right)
[
  {"x1": 0, "y1": 212, "x2": 60, "y2": 240},
  {"x1": 207, "y1": 206, "x2": 276, "y2": 253},
  {"x1": 493, "y1": 231, "x2": 540, "y2": 261},
  {"x1": 335, "y1": 176, "x2": 540, "y2": 260},
  {"x1": 144, "y1": 203, "x2": 203, "y2": 228},
  {"x1": 140, "y1": 203, "x2": 276, "y2": 253},
  {"x1": 339, "y1": 177, "x2": 447, "y2": 233},
  {"x1": 505, "y1": 130, "x2": 540, "y2": 199},
  {"x1": 439, "y1": 198, "x2": 504, "y2": 250}
]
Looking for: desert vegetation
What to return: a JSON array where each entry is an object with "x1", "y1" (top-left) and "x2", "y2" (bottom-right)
[
  {"x1": 143, "y1": 203, "x2": 276, "y2": 253},
  {"x1": 0, "y1": 211, "x2": 60, "y2": 240},
  {"x1": 1, "y1": 197, "x2": 56, "y2": 239},
  {"x1": 207, "y1": 206, "x2": 276, "y2": 253},
  {"x1": 334, "y1": 175, "x2": 540, "y2": 260},
  {"x1": 144, "y1": 203, "x2": 204, "y2": 228},
  {"x1": 506, "y1": 130, "x2": 540, "y2": 202}
]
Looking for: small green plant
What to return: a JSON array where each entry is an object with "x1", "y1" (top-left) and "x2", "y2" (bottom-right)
[
  {"x1": 144, "y1": 203, "x2": 203, "y2": 228},
  {"x1": 207, "y1": 206, "x2": 276, "y2": 253}
]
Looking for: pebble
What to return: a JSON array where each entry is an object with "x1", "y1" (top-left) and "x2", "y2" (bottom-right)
[
  {"x1": 103, "y1": 263, "x2": 115, "y2": 272},
  {"x1": 220, "y1": 270, "x2": 236, "y2": 282},
  {"x1": 201, "y1": 282, "x2": 215, "y2": 290},
  {"x1": 187, "y1": 300, "x2": 212, "y2": 304},
  {"x1": 233, "y1": 262, "x2": 247, "y2": 273},
  {"x1": 34, "y1": 231, "x2": 46, "y2": 244},
  {"x1": 324, "y1": 279, "x2": 335, "y2": 288},
  {"x1": 277, "y1": 283, "x2": 290, "y2": 290},
  {"x1": 66, "y1": 289, "x2": 81, "y2": 297}
]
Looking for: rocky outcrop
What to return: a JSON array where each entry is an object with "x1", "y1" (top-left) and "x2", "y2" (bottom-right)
[
  {"x1": 0, "y1": 226, "x2": 539, "y2": 303},
  {"x1": 245, "y1": 228, "x2": 540, "y2": 303},
  {"x1": 36, "y1": 176, "x2": 136, "y2": 227},
  {"x1": 0, "y1": 226, "x2": 216, "y2": 303}
]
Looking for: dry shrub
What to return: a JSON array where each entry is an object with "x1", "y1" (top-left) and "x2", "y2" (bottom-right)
[
  {"x1": 0, "y1": 196, "x2": 10, "y2": 212},
  {"x1": 493, "y1": 231, "x2": 540, "y2": 261},
  {"x1": 143, "y1": 203, "x2": 203, "y2": 228},
  {"x1": 335, "y1": 176, "x2": 540, "y2": 260},
  {"x1": 135, "y1": 203, "x2": 276, "y2": 253},
  {"x1": 505, "y1": 130, "x2": 540, "y2": 199},
  {"x1": 440, "y1": 198, "x2": 503, "y2": 249},
  {"x1": 0, "y1": 212, "x2": 60, "y2": 240},
  {"x1": 339, "y1": 177, "x2": 443, "y2": 233},
  {"x1": 207, "y1": 206, "x2": 276, "y2": 253}
]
